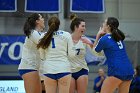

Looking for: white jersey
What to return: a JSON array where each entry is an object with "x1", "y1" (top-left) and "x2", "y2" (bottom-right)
[
  {"x1": 40, "y1": 30, "x2": 75, "y2": 74},
  {"x1": 18, "y1": 30, "x2": 42, "y2": 70},
  {"x1": 68, "y1": 39, "x2": 89, "y2": 73}
]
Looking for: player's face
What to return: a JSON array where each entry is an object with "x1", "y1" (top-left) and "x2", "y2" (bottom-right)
[
  {"x1": 36, "y1": 14, "x2": 45, "y2": 31},
  {"x1": 76, "y1": 21, "x2": 86, "y2": 35},
  {"x1": 102, "y1": 19, "x2": 111, "y2": 33}
]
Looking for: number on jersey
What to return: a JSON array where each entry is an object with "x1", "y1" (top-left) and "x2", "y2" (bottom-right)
[
  {"x1": 76, "y1": 49, "x2": 80, "y2": 55},
  {"x1": 51, "y1": 38, "x2": 55, "y2": 48},
  {"x1": 117, "y1": 41, "x2": 123, "y2": 49}
]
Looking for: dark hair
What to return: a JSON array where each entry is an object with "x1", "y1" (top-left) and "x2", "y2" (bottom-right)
[
  {"x1": 136, "y1": 65, "x2": 140, "y2": 76},
  {"x1": 70, "y1": 14, "x2": 85, "y2": 32},
  {"x1": 107, "y1": 17, "x2": 125, "y2": 42},
  {"x1": 37, "y1": 16, "x2": 60, "y2": 49},
  {"x1": 23, "y1": 13, "x2": 41, "y2": 38}
]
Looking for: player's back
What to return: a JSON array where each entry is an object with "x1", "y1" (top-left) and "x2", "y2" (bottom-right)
[
  {"x1": 42, "y1": 30, "x2": 75, "y2": 74},
  {"x1": 44, "y1": 30, "x2": 73, "y2": 62}
]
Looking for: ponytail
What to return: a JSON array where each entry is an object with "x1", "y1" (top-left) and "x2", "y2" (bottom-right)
[
  {"x1": 69, "y1": 14, "x2": 85, "y2": 32},
  {"x1": 37, "y1": 17, "x2": 60, "y2": 49},
  {"x1": 111, "y1": 29, "x2": 125, "y2": 42}
]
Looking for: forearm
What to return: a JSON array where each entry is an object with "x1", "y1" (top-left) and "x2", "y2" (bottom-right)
[
  {"x1": 93, "y1": 34, "x2": 101, "y2": 48},
  {"x1": 96, "y1": 80, "x2": 103, "y2": 87}
]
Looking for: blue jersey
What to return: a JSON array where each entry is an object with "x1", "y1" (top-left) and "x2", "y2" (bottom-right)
[
  {"x1": 93, "y1": 76, "x2": 106, "y2": 92},
  {"x1": 95, "y1": 34, "x2": 134, "y2": 76}
]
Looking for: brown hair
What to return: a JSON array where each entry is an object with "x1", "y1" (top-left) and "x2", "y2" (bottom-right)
[
  {"x1": 23, "y1": 13, "x2": 41, "y2": 38},
  {"x1": 70, "y1": 14, "x2": 85, "y2": 32},
  {"x1": 37, "y1": 16, "x2": 60, "y2": 49},
  {"x1": 107, "y1": 17, "x2": 125, "y2": 42}
]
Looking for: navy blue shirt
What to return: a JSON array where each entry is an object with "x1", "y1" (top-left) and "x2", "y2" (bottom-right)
[
  {"x1": 93, "y1": 76, "x2": 106, "y2": 92},
  {"x1": 129, "y1": 76, "x2": 140, "y2": 92},
  {"x1": 95, "y1": 34, "x2": 134, "y2": 76}
]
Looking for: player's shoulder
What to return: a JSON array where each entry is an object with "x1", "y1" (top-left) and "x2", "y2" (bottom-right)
[
  {"x1": 31, "y1": 29, "x2": 41, "y2": 36},
  {"x1": 100, "y1": 34, "x2": 112, "y2": 41},
  {"x1": 58, "y1": 30, "x2": 71, "y2": 37},
  {"x1": 81, "y1": 35, "x2": 91, "y2": 41}
]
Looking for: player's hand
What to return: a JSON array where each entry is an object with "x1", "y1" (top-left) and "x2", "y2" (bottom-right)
[
  {"x1": 97, "y1": 27, "x2": 106, "y2": 38},
  {"x1": 101, "y1": 76, "x2": 105, "y2": 81}
]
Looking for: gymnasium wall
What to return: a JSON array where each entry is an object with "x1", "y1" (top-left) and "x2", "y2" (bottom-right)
[{"x1": 0, "y1": 0, "x2": 140, "y2": 92}]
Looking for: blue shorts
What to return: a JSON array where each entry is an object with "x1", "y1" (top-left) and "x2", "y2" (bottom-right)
[
  {"x1": 72, "y1": 68, "x2": 88, "y2": 80},
  {"x1": 110, "y1": 75, "x2": 133, "y2": 81},
  {"x1": 18, "y1": 69, "x2": 37, "y2": 76},
  {"x1": 44, "y1": 72, "x2": 71, "y2": 80}
]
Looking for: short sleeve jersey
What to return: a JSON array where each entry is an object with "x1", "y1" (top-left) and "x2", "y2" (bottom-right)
[
  {"x1": 68, "y1": 38, "x2": 89, "y2": 73},
  {"x1": 95, "y1": 34, "x2": 134, "y2": 76}
]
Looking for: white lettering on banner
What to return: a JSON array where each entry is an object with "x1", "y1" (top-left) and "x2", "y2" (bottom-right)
[
  {"x1": 8, "y1": 42, "x2": 23, "y2": 60},
  {"x1": 0, "y1": 42, "x2": 23, "y2": 61},
  {"x1": 0, "y1": 43, "x2": 9, "y2": 57},
  {"x1": 0, "y1": 80, "x2": 25, "y2": 93},
  {"x1": 0, "y1": 87, "x2": 18, "y2": 92}
]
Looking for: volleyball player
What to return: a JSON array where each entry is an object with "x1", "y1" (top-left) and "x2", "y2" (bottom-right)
[
  {"x1": 68, "y1": 14, "x2": 92, "y2": 93},
  {"x1": 18, "y1": 13, "x2": 45, "y2": 93},
  {"x1": 93, "y1": 17, "x2": 134, "y2": 93},
  {"x1": 37, "y1": 16, "x2": 75, "y2": 93}
]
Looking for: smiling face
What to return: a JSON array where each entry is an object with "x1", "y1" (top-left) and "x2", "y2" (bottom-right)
[{"x1": 75, "y1": 21, "x2": 86, "y2": 36}]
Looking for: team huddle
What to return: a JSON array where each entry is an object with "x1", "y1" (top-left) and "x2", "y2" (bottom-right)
[{"x1": 18, "y1": 13, "x2": 134, "y2": 93}]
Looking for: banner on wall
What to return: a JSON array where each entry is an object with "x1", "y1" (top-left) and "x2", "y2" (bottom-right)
[
  {"x1": 0, "y1": 35, "x2": 105, "y2": 65},
  {"x1": 0, "y1": 80, "x2": 25, "y2": 93},
  {"x1": 25, "y1": 0, "x2": 60, "y2": 13},
  {"x1": 70, "y1": 0, "x2": 105, "y2": 13},
  {"x1": 0, "y1": 0, "x2": 17, "y2": 12},
  {"x1": 0, "y1": 35, "x2": 25, "y2": 65}
]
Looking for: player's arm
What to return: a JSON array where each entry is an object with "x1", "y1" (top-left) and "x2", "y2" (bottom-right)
[
  {"x1": 67, "y1": 33, "x2": 75, "y2": 57},
  {"x1": 38, "y1": 48, "x2": 45, "y2": 61},
  {"x1": 82, "y1": 36, "x2": 104, "y2": 56},
  {"x1": 31, "y1": 30, "x2": 42, "y2": 44}
]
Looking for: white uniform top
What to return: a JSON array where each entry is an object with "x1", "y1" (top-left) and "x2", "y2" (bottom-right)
[
  {"x1": 68, "y1": 39, "x2": 89, "y2": 73},
  {"x1": 40, "y1": 30, "x2": 75, "y2": 74},
  {"x1": 18, "y1": 30, "x2": 42, "y2": 70}
]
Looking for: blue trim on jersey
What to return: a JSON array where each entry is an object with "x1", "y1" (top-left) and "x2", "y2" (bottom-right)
[
  {"x1": 72, "y1": 68, "x2": 88, "y2": 80},
  {"x1": 37, "y1": 32, "x2": 41, "y2": 35},
  {"x1": 44, "y1": 72, "x2": 70, "y2": 80},
  {"x1": 18, "y1": 69, "x2": 37, "y2": 76},
  {"x1": 95, "y1": 34, "x2": 134, "y2": 76}
]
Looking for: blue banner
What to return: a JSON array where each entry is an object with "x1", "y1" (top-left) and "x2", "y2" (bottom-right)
[
  {"x1": 70, "y1": 0, "x2": 105, "y2": 13},
  {"x1": 25, "y1": 0, "x2": 60, "y2": 13},
  {"x1": 0, "y1": 35, "x2": 25, "y2": 65},
  {"x1": 0, "y1": 0, "x2": 17, "y2": 12},
  {"x1": 0, "y1": 35, "x2": 105, "y2": 65}
]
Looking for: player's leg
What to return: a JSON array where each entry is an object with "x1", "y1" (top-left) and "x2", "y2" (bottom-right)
[
  {"x1": 118, "y1": 80, "x2": 131, "y2": 93},
  {"x1": 22, "y1": 71, "x2": 42, "y2": 93},
  {"x1": 69, "y1": 77, "x2": 76, "y2": 93},
  {"x1": 44, "y1": 76, "x2": 57, "y2": 93},
  {"x1": 76, "y1": 75, "x2": 88, "y2": 93},
  {"x1": 58, "y1": 74, "x2": 71, "y2": 93},
  {"x1": 100, "y1": 76, "x2": 122, "y2": 93}
]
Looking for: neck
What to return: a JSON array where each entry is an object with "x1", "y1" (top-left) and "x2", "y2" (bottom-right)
[
  {"x1": 35, "y1": 26, "x2": 43, "y2": 32},
  {"x1": 72, "y1": 33, "x2": 81, "y2": 41}
]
